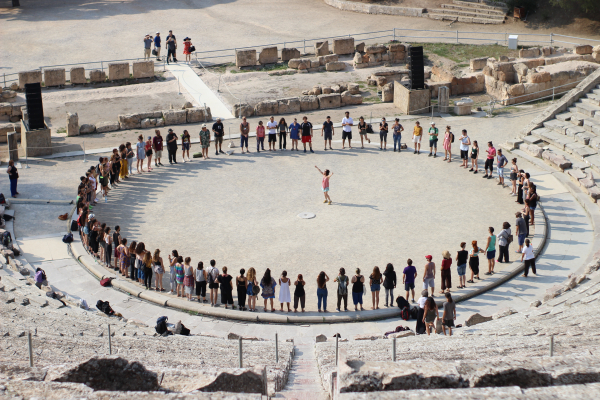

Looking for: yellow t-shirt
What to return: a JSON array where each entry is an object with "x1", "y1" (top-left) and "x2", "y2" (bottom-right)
[{"x1": 413, "y1": 126, "x2": 423, "y2": 136}]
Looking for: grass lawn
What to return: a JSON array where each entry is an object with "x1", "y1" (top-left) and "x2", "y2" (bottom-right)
[{"x1": 408, "y1": 43, "x2": 520, "y2": 64}]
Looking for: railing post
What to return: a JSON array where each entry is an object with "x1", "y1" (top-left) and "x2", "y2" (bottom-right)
[
  {"x1": 552, "y1": 87, "x2": 555, "y2": 101},
  {"x1": 456, "y1": 30, "x2": 459, "y2": 44},
  {"x1": 392, "y1": 338, "x2": 397, "y2": 361},
  {"x1": 108, "y1": 324, "x2": 112, "y2": 355},
  {"x1": 393, "y1": 28, "x2": 396, "y2": 42},
  {"x1": 549, "y1": 335, "x2": 554, "y2": 357},
  {"x1": 83, "y1": 140, "x2": 87, "y2": 163},
  {"x1": 101, "y1": 61, "x2": 103, "y2": 72},
  {"x1": 550, "y1": 33, "x2": 553, "y2": 45},
  {"x1": 303, "y1": 39, "x2": 306, "y2": 55},
  {"x1": 238, "y1": 338, "x2": 243, "y2": 368},
  {"x1": 24, "y1": 146, "x2": 29, "y2": 169},
  {"x1": 275, "y1": 333, "x2": 279, "y2": 363},
  {"x1": 335, "y1": 335, "x2": 339, "y2": 366},
  {"x1": 3, "y1": 73, "x2": 5, "y2": 88},
  {"x1": 28, "y1": 331, "x2": 33, "y2": 367}
]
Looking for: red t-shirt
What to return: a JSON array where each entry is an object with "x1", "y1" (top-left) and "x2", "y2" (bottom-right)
[
  {"x1": 153, "y1": 136, "x2": 163, "y2": 151},
  {"x1": 256, "y1": 126, "x2": 265, "y2": 138},
  {"x1": 441, "y1": 258, "x2": 452, "y2": 270},
  {"x1": 486, "y1": 147, "x2": 496, "y2": 160}
]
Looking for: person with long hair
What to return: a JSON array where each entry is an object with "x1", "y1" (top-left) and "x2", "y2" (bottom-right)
[
  {"x1": 128, "y1": 241, "x2": 137, "y2": 280},
  {"x1": 246, "y1": 267, "x2": 258, "y2": 312},
  {"x1": 382, "y1": 263, "x2": 397, "y2": 307},
  {"x1": 119, "y1": 144, "x2": 128, "y2": 179},
  {"x1": 485, "y1": 227, "x2": 497, "y2": 275},
  {"x1": 117, "y1": 238, "x2": 128, "y2": 277},
  {"x1": 175, "y1": 255, "x2": 185, "y2": 298},
  {"x1": 183, "y1": 257, "x2": 195, "y2": 301},
  {"x1": 181, "y1": 130, "x2": 191, "y2": 161},
  {"x1": 168, "y1": 250, "x2": 179, "y2": 295},
  {"x1": 521, "y1": 238, "x2": 537, "y2": 277},
  {"x1": 423, "y1": 297, "x2": 439, "y2": 335},
  {"x1": 260, "y1": 268, "x2": 277, "y2": 312},
  {"x1": 527, "y1": 182, "x2": 538, "y2": 226},
  {"x1": 509, "y1": 158, "x2": 519, "y2": 196},
  {"x1": 468, "y1": 240, "x2": 484, "y2": 283},
  {"x1": 153, "y1": 249, "x2": 165, "y2": 292},
  {"x1": 136, "y1": 134, "x2": 146, "y2": 173},
  {"x1": 196, "y1": 261, "x2": 207, "y2": 302},
  {"x1": 143, "y1": 251, "x2": 153, "y2": 290},
  {"x1": 335, "y1": 267, "x2": 349, "y2": 312},
  {"x1": 293, "y1": 274, "x2": 306, "y2": 312},
  {"x1": 315, "y1": 166, "x2": 333, "y2": 205},
  {"x1": 145, "y1": 136, "x2": 153, "y2": 171},
  {"x1": 351, "y1": 268, "x2": 365, "y2": 311},
  {"x1": 207, "y1": 259, "x2": 219, "y2": 306},
  {"x1": 497, "y1": 222, "x2": 512, "y2": 264},
  {"x1": 278, "y1": 117, "x2": 288, "y2": 150},
  {"x1": 135, "y1": 242, "x2": 146, "y2": 285},
  {"x1": 103, "y1": 227, "x2": 112, "y2": 268},
  {"x1": 440, "y1": 251, "x2": 452, "y2": 294},
  {"x1": 278, "y1": 270, "x2": 292, "y2": 312},
  {"x1": 470, "y1": 140, "x2": 479, "y2": 173},
  {"x1": 316, "y1": 271, "x2": 330, "y2": 312},
  {"x1": 369, "y1": 266, "x2": 382, "y2": 309},
  {"x1": 237, "y1": 268, "x2": 248, "y2": 311},
  {"x1": 218, "y1": 266, "x2": 234, "y2": 308},
  {"x1": 443, "y1": 126, "x2": 453, "y2": 162},
  {"x1": 442, "y1": 292, "x2": 456, "y2": 336},
  {"x1": 6, "y1": 160, "x2": 18, "y2": 198}
]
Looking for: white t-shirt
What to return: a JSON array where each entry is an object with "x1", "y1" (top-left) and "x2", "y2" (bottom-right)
[
  {"x1": 267, "y1": 121, "x2": 277, "y2": 134},
  {"x1": 417, "y1": 296, "x2": 427, "y2": 309},
  {"x1": 460, "y1": 135, "x2": 470, "y2": 151},
  {"x1": 522, "y1": 245, "x2": 535, "y2": 260},
  {"x1": 89, "y1": 176, "x2": 97, "y2": 190},
  {"x1": 342, "y1": 117, "x2": 353, "y2": 132}
]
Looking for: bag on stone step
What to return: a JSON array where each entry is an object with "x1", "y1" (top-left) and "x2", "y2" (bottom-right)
[
  {"x1": 0, "y1": 193, "x2": 6, "y2": 205},
  {"x1": 100, "y1": 277, "x2": 112, "y2": 287},
  {"x1": 70, "y1": 220, "x2": 78, "y2": 232},
  {"x1": 174, "y1": 320, "x2": 190, "y2": 336},
  {"x1": 410, "y1": 306, "x2": 419, "y2": 320},
  {"x1": 96, "y1": 300, "x2": 114, "y2": 315},
  {"x1": 396, "y1": 295, "x2": 410, "y2": 310},
  {"x1": 400, "y1": 306, "x2": 410, "y2": 321},
  {"x1": 366, "y1": 124, "x2": 374, "y2": 134},
  {"x1": 152, "y1": 48, "x2": 157, "y2": 56},
  {"x1": 62, "y1": 233, "x2": 74, "y2": 243},
  {"x1": 1, "y1": 231, "x2": 12, "y2": 247}
]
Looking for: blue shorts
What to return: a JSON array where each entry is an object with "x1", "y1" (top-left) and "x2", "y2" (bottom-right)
[
  {"x1": 137, "y1": 268, "x2": 145, "y2": 280},
  {"x1": 324, "y1": 132, "x2": 332, "y2": 140},
  {"x1": 323, "y1": 188, "x2": 329, "y2": 192},
  {"x1": 352, "y1": 291, "x2": 363, "y2": 305},
  {"x1": 457, "y1": 264, "x2": 467, "y2": 276},
  {"x1": 182, "y1": 142, "x2": 190, "y2": 150},
  {"x1": 370, "y1": 283, "x2": 380, "y2": 292},
  {"x1": 404, "y1": 282, "x2": 415, "y2": 291},
  {"x1": 518, "y1": 233, "x2": 526, "y2": 246},
  {"x1": 487, "y1": 250, "x2": 496, "y2": 260}
]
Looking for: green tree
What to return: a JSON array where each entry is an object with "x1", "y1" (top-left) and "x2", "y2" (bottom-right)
[{"x1": 549, "y1": 0, "x2": 600, "y2": 13}]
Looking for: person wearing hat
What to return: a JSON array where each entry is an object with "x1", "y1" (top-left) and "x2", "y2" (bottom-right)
[
  {"x1": 212, "y1": 118, "x2": 225, "y2": 155},
  {"x1": 143, "y1": 34, "x2": 153, "y2": 60},
  {"x1": 166, "y1": 128, "x2": 178, "y2": 164},
  {"x1": 153, "y1": 32, "x2": 161, "y2": 61},
  {"x1": 412, "y1": 121, "x2": 423, "y2": 154},
  {"x1": 321, "y1": 116, "x2": 334, "y2": 151},
  {"x1": 428, "y1": 122, "x2": 439, "y2": 158},
  {"x1": 200, "y1": 124, "x2": 211, "y2": 159},
  {"x1": 152, "y1": 130, "x2": 164, "y2": 166},
  {"x1": 423, "y1": 255, "x2": 436, "y2": 297},
  {"x1": 440, "y1": 250, "x2": 452, "y2": 294},
  {"x1": 183, "y1": 37, "x2": 193, "y2": 63}
]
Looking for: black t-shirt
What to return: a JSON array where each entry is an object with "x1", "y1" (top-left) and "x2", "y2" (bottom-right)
[
  {"x1": 322, "y1": 121, "x2": 333, "y2": 134},
  {"x1": 212, "y1": 122, "x2": 224, "y2": 136},
  {"x1": 294, "y1": 281, "x2": 305, "y2": 297},
  {"x1": 380, "y1": 123, "x2": 388, "y2": 133},
  {"x1": 8, "y1": 166, "x2": 18, "y2": 180},
  {"x1": 166, "y1": 132, "x2": 178, "y2": 149},
  {"x1": 352, "y1": 275, "x2": 364, "y2": 293},
  {"x1": 219, "y1": 274, "x2": 232, "y2": 292},
  {"x1": 457, "y1": 250, "x2": 469, "y2": 265},
  {"x1": 301, "y1": 122, "x2": 313, "y2": 137}
]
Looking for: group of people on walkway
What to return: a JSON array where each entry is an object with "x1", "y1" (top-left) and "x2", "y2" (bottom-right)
[{"x1": 143, "y1": 30, "x2": 194, "y2": 64}]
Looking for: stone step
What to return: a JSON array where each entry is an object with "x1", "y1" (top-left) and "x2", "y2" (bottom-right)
[
  {"x1": 543, "y1": 119, "x2": 569, "y2": 135},
  {"x1": 452, "y1": 0, "x2": 508, "y2": 12},
  {"x1": 522, "y1": 134, "x2": 543, "y2": 145},
  {"x1": 555, "y1": 112, "x2": 572, "y2": 122},
  {"x1": 427, "y1": 13, "x2": 505, "y2": 24},
  {"x1": 574, "y1": 101, "x2": 600, "y2": 118},
  {"x1": 441, "y1": 3, "x2": 506, "y2": 15},
  {"x1": 534, "y1": 128, "x2": 578, "y2": 151},
  {"x1": 583, "y1": 93, "x2": 600, "y2": 106},
  {"x1": 433, "y1": 7, "x2": 505, "y2": 19},
  {"x1": 584, "y1": 154, "x2": 600, "y2": 173},
  {"x1": 565, "y1": 142, "x2": 597, "y2": 159}
]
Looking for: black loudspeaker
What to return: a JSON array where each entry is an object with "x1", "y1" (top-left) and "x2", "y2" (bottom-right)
[
  {"x1": 409, "y1": 46, "x2": 425, "y2": 90},
  {"x1": 25, "y1": 83, "x2": 45, "y2": 130}
]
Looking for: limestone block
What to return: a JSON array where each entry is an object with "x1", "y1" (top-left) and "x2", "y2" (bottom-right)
[
  {"x1": 333, "y1": 38, "x2": 355, "y2": 55},
  {"x1": 325, "y1": 61, "x2": 346, "y2": 72},
  {"x1": 95, "y1": 121, "x2": 120, "y2": 133},
  {"x1": 315, "y1": 334, "x2": 327, "y2": 343},
  {"x1": 524, "y1": 83, "x2": 541, "y2": 94},
  {"x1": 382, "y1": 83, "x2": 394, "y2": 102},
  {"x1": 315, "y1": 41, "x2": 329, "y2": 56},
  {"x1": 160, "y1": 367, "x2": 265, "y2": 393},
  {"x1": 161, "y1": 110, "x2": 186, "y2": 125},
  {"x1": 277, "y1": 97, "x2": 301, "y2": 114},
  {"x1": 44, "y1": 68, "x2": 66, "y2": 87},
  {"x1": 233, "y1": 103, "x2": 254, "y2": 118},
  {"x1": 118, "y1": 114, "x2": 141, "y2": 130},
  {"x1": 299, "y1": 96, "x2": 319, "y2": 111},
  {"x1": 592, "y1": 52, "x2": 600, "y2": 63},
  {"x1": 140, "y1": 118, "x2": 156, "y2": 129},
  {"x1": 0, "y1": 90, "x2": 17, "y2": 102},
  {"x1": 454, "y1": 98, "x2": 473, "y2": 116},
  {"x1": 388, "y1": 43, "x2": 405, "y2": 52},
  {"x1": 297, "y1": 62, "x2": 309, "y2": 70},
  {"x1": 355, "y1": 42, "x2": 365, "y2": 53},
  {"x1": 18, "y1": 70, "x2": 42, "y2": 89},
  {"x1": 542, "y1": 150, "x2": 572, "y2": 170},
  {"x1": 187, "y1": 107, "x2": 211, "y2": 123},
  {"x1": 318, "y1": 93, "x2": 341, "y2": 109},
  {"x1": 89, "y1": 70, "x2": 106, "y2": 83},
  {"x1": 508, "y1": 83, "x2": 525, "y2": 96},
  {"x1": 365, "y1": 45, "x2": 387, "y2": 54},
  {"x1": 254, "y1": 100, "x2": 279, "y2": 116},
  {"x1": 542, "y1": 46, "x2": 554, "y2": 56},
  {"x1": 308, "y1": 86, "x2": 322, "y2": 96},
  {"x1": 529, "y1": 71, "x2": 551, "y2": 84},
  {"x1": 288, "y1": 58, "x2": 311, "y2": 69},
  {"x1": 236, "y1": 49, "x2": 257, "y2": 68},
  {"x1": 522, "y1": 143, "x2": 543, "y2": 158},
  {"x1": 132, "y1": 61, "x2": 154, "y2": 79},
  {"x1": 492, "y1": 308, "x2": 517, "y2": 320},
  {"x1": 341, "y1": 91, "x2": 362, "y2": 106},
  {"x1": 318, "y1": 54, "x2": 338, "y2": 66},
  {"x1": 108, "y1": 62, "x2": 130, "y2": 80},
  {"x1": 575, "y1": 45, "x2": 593, "y2": 55},
  {"x1": 465, "y1": 313, "x2": 492, "y2": 327},
  {"x1": 309, "y1": 59, "x2": 319, "y2": 68},
  {"x1": 513, "y1": 62, "x2": 529, "y2": 77},
  {"x1": 79, "y1": 124, "x2": 96, "y2": 134},
  {"x1": 258, "y1": 47, "x2": 278, "y2": 65},
  {"x1": 470, "y1": 57, "x2": 488, "y2": 71},
  {"x1": 69, "y1": 67, "x2": 86, "y2": 84},
  {"x1": 0, "y1": 103, "x2": 11, "y2": 116},
  {"x1": 584, "y1": 259, "x2": 600, "y2": 274},
  {"x1": 519, "y1": 48, "x2": 541, "y2": 58},
  {"x1": 281, "y1": 48, "x2": 300, "y2": 62},
  {"x1": 388, "y1": 50, "x2": 406, "y2": 63},
  {"x1": 331, "y1": 85, "x2": 341, "y2": 94},
  {"x1": 348, "y1": 83, "x2": 360, "y2": 95},
  {"x1": 66, "y1": 112, "x2": 79, "y2": 137},
  {"x1": 322, "y1": 86, "x2": 332, "y2": 94}
]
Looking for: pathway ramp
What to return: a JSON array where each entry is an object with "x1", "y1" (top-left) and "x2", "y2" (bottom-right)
[{"x1": 166, "y1": 63, "x2": 234, "y2": 120}]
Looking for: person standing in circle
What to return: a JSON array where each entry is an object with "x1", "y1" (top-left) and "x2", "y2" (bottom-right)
[
  {"x1": 369, "y1": 266, "x2": 382, "y2": 309},
  {"x1": 351, "y1": 268, "x2": 365, "y2": 311},
  {"x1": 459, "y1": 129, "x2": 470, "y2": 168},
  {"x1": 278, "y1": 270, "x2": 291, "y2": 312},
  {"x1": 301, "y1": 116, "x2": 314, "y2": 153},
  {"x1": 256, "y1": 121, "x2": 265, "y2": 152},
  {"x1": 358, "y1": 116, "x2": 371, "y2": 149},
  {"x1": 342, "y1": 111, "x2": 353, "y2": 150},
  {"x1": 144, "y1": 136, "x2": 153, "y2": 171},
  {"x1": 6, "y1": 160, "x2": 18, "y2": 198},
  {"x1": 483, "y1": 141, "x2": 496, "y2": 179},
  {"x1": 322, "y1": 116, "x2": 334, "y2": 151},
  {"x1": 335, "y1": 267, "x2": 349, "y2": 312},
  {"x1": 199, "y1": 124, "x2": 211, "y2": 160},
  {"x1": 510, "y1": 158, "x2": 519, "y2": 196},
  {"x1": 152, "y1": 130, "x2": 164, "y2": 167},
  {"x1": 443, "y1": 126, "x2": 453, "y2": 162},
  {"x1": 217, "y1": 266, "x2": 234, "y2": 309},
  {"x1": 316, "y1": 271, "x2": 330, "y2": 312},
  {"x1": 246, "y1": 267, "x2": 258, "y2": 311},
  {"x1": 382, "y1": 263, "x2": 397, "y2": 307},
  {"x1": 412, "y1": 121, "x2": 423, "y2": 154},
  {"x1": 392, "y1": 118, "x2": 403, "y2": 152},
  {"x1": 153, "y1": 32, "x2": 161, "y2": 61},
  {"x1": 278, "y1": 117, "x2": 288, "y2": 150},
  {"x1": 379, "y1": 118, "x2": 388, "y2": 151},
  {"x1": 236, "y1": 268, "x2": 247, "y2": 311},
  {"x1": 497, "y1": 222, "x2": 512, "y2": 264},
  {"x1": 403, "y1": 259, "x2": 417, "y2": 302},
  {"x1": 485, "y1": 227, "x2": 497, "y2": 275},
  {"x1": 497, "y1": 149, "x2": 508, "y2": 188},
  {"x1": 267, "y1": 116, "x2": 278, "y2": 151},
  {"x1": 136, "y1": 135, "x2": 146, "y2": 173},
  {"x1": 212, "y1": 118, "x2": 225, "y2": 156},
  {"x1": 455, "y1": 242, "x2": 468, "y2": 289},
  {"x1": 181, "y1": 130, "x2": 191, "y2": 162},
  {"x1": 422, "y1": 255, "x2": 435, "y2": 297},
  {"x1": 182, "y1": 37, "x2": 193, "y2": 63},
  {"x1": 470, "y1": 140, "x2": 479, "y2": 173},
  {"x1": 207, "y1": 259, "x2": 219, "y2": 306},
  {"x1": 153, "y1": 249, "x2": 164, "y2": 292},
  {"x1": 315, "y1": 166, "x2": 333, "y2": 205},
  {"x1": 468, "y1": 240, "x2": 483, "y2": 283},
  {"x1": 289, "y1": 118, "x2": 301, "y2": 151},
  {"x1": 239, "y1": 117, "x2": 250, "y2": 154},
  {"x1": 521, "y1": 238, "x2": 536, "y2": 277},
  {"x1": 195, "y1": 261, "x2": 207, "y2": 302},
  {"x1": 428, "y1": 122, "x2": 438, "y2": 157},
  {"x1": 260, "y1": 268, "x2": 277, "y2": 312},
  {"x1": 183, "y1": 257, "x2": 194, "y2": 300},
  {"x1": 166, "y1": 129, "x2": 178, "y2": 164},
  {"x1": 293, "y1": 274, "x2": 306, "y2": 312}
]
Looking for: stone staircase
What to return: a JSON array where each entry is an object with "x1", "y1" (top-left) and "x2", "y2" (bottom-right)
[{"x1": 428, "y1": 0, "x2": 507, "y2": 24}]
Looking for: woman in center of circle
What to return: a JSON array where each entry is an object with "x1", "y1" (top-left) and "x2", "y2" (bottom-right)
[
  {"x1": 218, "y1": 266, "x2": 234, "y2": 309},
  {"x1": 369, "y1": 266, "x2": 382, "y2": 310},
  {"x1": 246, "y1": 267, "x2": 258, "y2": 312},
  {"x1": 317, "y1": 271, "x2": 330, "y2": 312},
  {"x1": 260, "y1": 268, "x2": 277, "y2": 312}
]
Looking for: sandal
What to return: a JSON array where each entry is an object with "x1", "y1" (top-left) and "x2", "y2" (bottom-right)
[{"x1": 467, "y1": 280, "x2": 474, "y2": 283}]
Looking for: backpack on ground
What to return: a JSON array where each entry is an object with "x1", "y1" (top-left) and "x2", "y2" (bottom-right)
[
  {"x1": 155, "y1": 316, "x2": 168, "y2": 335},
  {"x1": 410, "y1": 306, "x2": 419, "y2": 320},
  {"x1": 10, "y1": 244, "x2": 20, "y2": 257},
  {"x1": 338, "y1": 276, "x2": 348, "y2": 295},
  {"x1": 62, "y1": 233, "x2": 74, "y2": 243},
  {"x1": 0, "y1": 194, "x2": 5, "y2": 204},
  {"x1": 70, "y1": 220, "x2": 78, "y2": 232},
  {"x1": 396, "y1": 296, "x2": 410, "y2": 310},
  {"x1": 96, "y1": 300, "x2": 114, "y2": 315},
  {"x1": 1, "y1": 231, "x2": 12, "y2": 247},
  {"x1": 100, "y1": 277, "x2": 112, "y2": 287},
  {"x1": 400, "y1": 306, "x2": 410, "y2": 321}
]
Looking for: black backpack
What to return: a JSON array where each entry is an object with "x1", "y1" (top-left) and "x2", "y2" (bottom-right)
[
  {"x1": 155, "y1": 316, "x2": 168, "y2": 335},
  {"x1": 410, "y1": 306, "x2": 419, "y2": 320},
  {"x1": 70, "y1": 220, "x2": 78, "y2": 232},
  {"x1": 396, "y1": 296, "x2": 410, "y2": 310},
  {"x1": 400, "y1": 307, "x2": 410, "y2": 321},
  {"x1": 1, "y1": 231, "x2": 12, "y2": 247},
  {"x1": 62, "y1": 233, "x2": 74, "y2": 243},
  {"x1": 96, "y1": 300, "x2": 114, "y2": 315}
]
